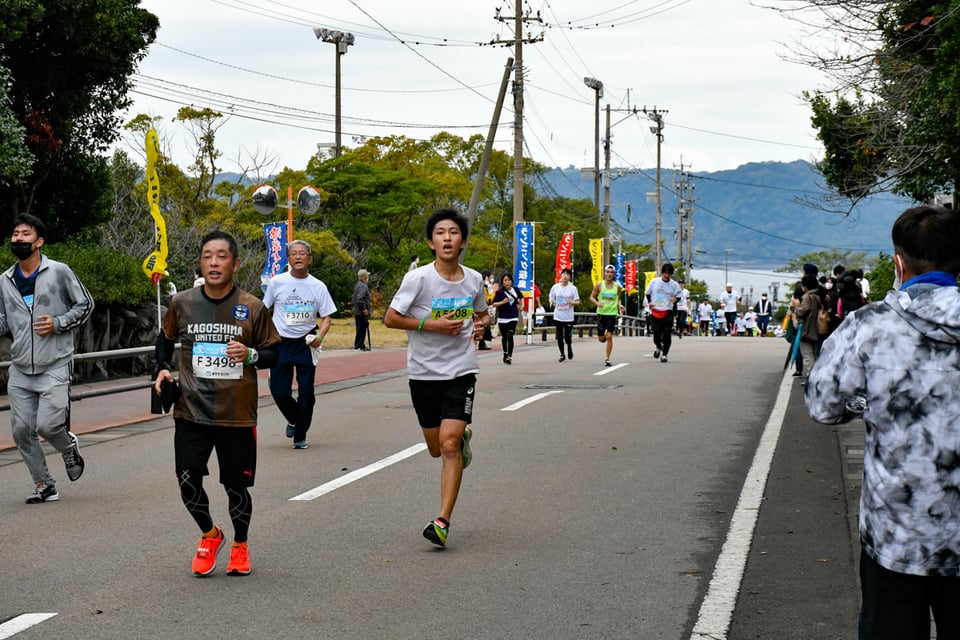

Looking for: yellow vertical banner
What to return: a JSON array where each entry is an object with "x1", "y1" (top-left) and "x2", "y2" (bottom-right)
[
  {"x1": 141, "y1": 128, "x2": 168, "y2": 284},
  {"x1": 589, "y1": 238, "x2": 604, "y2": 284},
  {"x1": 644, "y1": 271, "x2": 657, "y2": 292}
]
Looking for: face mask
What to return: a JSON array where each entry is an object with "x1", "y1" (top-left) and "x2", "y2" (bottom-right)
[
  {"x1": 10, "y1": 241, "x2": 34, "y2": 260},
  {"x1": 824, "y1": 281, "x2": 833, "y2": 290},
  {"x1": 893, "y1": 255, "x2": 904, "y2": 290}
]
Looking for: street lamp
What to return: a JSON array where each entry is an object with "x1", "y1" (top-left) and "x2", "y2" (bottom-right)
[
  {"x1": 583, "y1": 77, "x2": 603, "y2": 211},
  {"x1": 314, "y1": 28, "x2": 355, "y2": 158}
]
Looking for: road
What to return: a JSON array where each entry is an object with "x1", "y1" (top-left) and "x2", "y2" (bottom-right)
[{"x1": 0, "y1": 335, "x2": 861, "y2": 639}]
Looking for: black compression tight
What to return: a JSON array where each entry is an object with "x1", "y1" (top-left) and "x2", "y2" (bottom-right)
[{"x1": 178, "y1": 469, "x2": 252, "y2": 543}]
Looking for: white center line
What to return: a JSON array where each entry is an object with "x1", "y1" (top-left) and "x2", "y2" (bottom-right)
[
  {"x1": 0, "y1": 614, "x2": 57, "y2": 639},
  {"x1": 594, "y1": 362, "x2": 629, "y2": 375},
  {"x1": 501, "y1": 390, "x2": 564, "y2": 411},
  {"x1": 289, "y1": 443, "x2": 428, "y2": 501}
]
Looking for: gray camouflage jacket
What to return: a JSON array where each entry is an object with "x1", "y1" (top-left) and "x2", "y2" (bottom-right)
[{"x1": 805, "y1": 283, "x2": 960, "y2": 576}]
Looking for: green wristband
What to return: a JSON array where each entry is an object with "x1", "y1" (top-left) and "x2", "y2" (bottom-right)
[{"x1": 417, "y1": 318, "x2": 426, "y2": 332}]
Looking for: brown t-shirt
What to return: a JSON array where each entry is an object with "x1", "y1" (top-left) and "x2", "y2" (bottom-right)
[{"x1": 163, "y1": 286, "x2": 280, "y2": 427}]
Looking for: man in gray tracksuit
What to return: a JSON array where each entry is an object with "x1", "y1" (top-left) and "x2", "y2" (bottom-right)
[{"x1": 0, "y1": 214, "x2": 94, "y2": 503}]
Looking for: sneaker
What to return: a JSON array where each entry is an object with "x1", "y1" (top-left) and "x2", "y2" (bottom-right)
[
  {"x1": 423, "y1": 518, "x2": 449, "y2": 547},
  {"x1": 285, "y1": 423, "x2": 295, "y2": 438},
  {"x1": 25, "y1": 482, "x2": 59, "y2": 504},
  {"x1": 660, "y1": 355, "x2": 668, "y2": 363},
  {"x1": 559, "y1": 354, "x2": 566, "y2": 362},
  {"x1": 293, "y1": 441, "x2": 308, "y2": 450},
  {"x1": 504, "y1": 355, "x2": 512, "y2": 365},
  {"x1": 461, "y1": 427, "x2": 473, "y2": 470},
  {"x1": 653, "y1": 349, "x2": 660, "y2": 359},
  {"x1": 226, "y1": 542, "x2": 251, "y2": 576},
  {"x1": 568, "y1": 349, "x2": 573, "y2": 360},
  {"x1": 192, "y1": 526, "x2": 225, "y2": 577},
  {"x1": 477, "y1": 344, "x2": 491, "y2": 351},
  {"x1": 604, "y1": 359, "x2": 612, "y2": 367},
  {"x1": 62, "y1": 432, "x2": 84, "y2": 482}
]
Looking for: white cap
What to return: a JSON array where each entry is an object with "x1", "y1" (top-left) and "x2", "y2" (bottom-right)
[{"x1": 725, "y1": 282, "x2": 733, "y2": 287}]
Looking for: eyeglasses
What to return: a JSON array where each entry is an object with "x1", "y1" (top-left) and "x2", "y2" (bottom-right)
[{"x1": 288, "y1": 251, "x2": 310, "y2": 258}]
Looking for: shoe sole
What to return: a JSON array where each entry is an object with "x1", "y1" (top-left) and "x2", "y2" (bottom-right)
[
  {"x1": 65, "y1": 433, "x2": 84, "y2": 482},
  {"x1": 422, "y1": 523, "x2": 447, "y2": 547},
  {"x1": 227, "y1": 567, "x2": 252, "y2": 576},
  {"x1": 26, "y1": 492, "x2": 60, "y2": 504}
]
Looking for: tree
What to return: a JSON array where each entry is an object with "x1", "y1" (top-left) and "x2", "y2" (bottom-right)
[
  {"x1": 778, "y1": 0, "x2": 960, "y2": 204},
  {"x1": 0, "y1": 0, "x2": 158, "y2": 231},
  {"x1": 0, "y1": 59, "x2": 31, "y2": 187},
  {"x1": 775, "y1": 249, "x2": 877, "y2": 275}
]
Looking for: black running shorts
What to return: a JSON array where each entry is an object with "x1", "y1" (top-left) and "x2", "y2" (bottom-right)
[
  {"x1": 408, "y1": 374, "x2": 477, "y2": 429},
  {"x1": 174, "y1": 419, "x2": 257, "y2": 488}
]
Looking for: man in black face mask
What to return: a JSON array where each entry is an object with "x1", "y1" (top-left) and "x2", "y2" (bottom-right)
[{"x1": 0, "y1": 214, "x2": 94, "y2": 503}]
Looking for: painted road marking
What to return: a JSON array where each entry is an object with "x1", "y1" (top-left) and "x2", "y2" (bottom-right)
[
  {"x1": 0, "y1": 614, "x2": 57, "y2": 639},
  {"x1": 689, "y1": 368, "x2": 794, "y2": 640},
  {"x1": 593, "y1": 362, "x2": 629, "y2": 375},
  {"x1": 289, "y1": 443, "x2": 428, "y2": 501},
  {"x1": 501, "y1": 390, "x2": 564, "y2": 412}
]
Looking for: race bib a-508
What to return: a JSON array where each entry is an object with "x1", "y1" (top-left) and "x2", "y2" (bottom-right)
[{"x1": 431, "y1": 296, "x2": 474, "y2": 321}]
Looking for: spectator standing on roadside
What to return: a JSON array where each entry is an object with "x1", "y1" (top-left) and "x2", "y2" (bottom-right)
[
  {"x1": 0, "y1": 214, "x2": 94, "y2": 504},
  {"x1": 384, "y1": 208, "x2": 489, "y2": 548},
  {"x1": 262, "y1": 240, "x2": 336, "y2": 449},
  {"x1": 154, "y1": 230, "x2": 281, "y2": 577},
  {"x1": 806, "y1": 204, "x2": 960, "y2": 639},
  {"x1": 352, "y1": 269, "x2": 372, "y2": 351},
  {"x1": 754, "y1": 292, "x2": 773, "y2": 336}
]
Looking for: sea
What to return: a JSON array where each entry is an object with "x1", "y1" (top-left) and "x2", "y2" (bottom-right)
[{"x1": 689, "y1": 266, "x2": 800, "y2": 305}]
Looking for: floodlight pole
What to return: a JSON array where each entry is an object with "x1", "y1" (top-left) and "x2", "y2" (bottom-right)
[{"x1": 314, "y1": 28, "x2": 354, "y2": 157}]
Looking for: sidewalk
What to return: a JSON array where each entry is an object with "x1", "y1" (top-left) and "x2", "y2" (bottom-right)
[{"x1": 0, "y1": 347, "x2": 410, "y2": 452}]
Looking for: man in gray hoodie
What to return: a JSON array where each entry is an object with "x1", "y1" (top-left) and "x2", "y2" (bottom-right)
[
  {"x1": 0, "y1": 214, "x2": 94, "y2": 503},
  {"x1": 805, "y1": 204, "x2": 960, "y2": 639}
]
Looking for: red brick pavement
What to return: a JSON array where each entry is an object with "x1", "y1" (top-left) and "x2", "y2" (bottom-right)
[{"x1": 0, "y1": 348, "x2": 411, "y2": 451}]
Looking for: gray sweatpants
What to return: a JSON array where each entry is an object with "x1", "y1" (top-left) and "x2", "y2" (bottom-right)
[{"x1": 8, "y1": 363, "x2": 73, "y2": 485}]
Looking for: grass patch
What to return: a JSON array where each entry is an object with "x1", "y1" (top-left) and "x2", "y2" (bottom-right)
[{"x1": 321, "y1": 317, "x2": 409, "y2": 350}]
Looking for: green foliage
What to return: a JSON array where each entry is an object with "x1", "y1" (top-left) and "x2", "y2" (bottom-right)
[
  {"x1": 0, "y1": 0, "x2": 158, "y2": 230},
  {"x1": 0, "y1": 60, "x2": 31, "y2": 186},
  {"x1": 868, "y1": 252, "x2": 894, "y2": 300},
  {"x1": 43, "y1": 241, "x2": 155, "y2": 305},
  {"x1": 775, "y1": 249, "x2": 877, "y2": 276}
]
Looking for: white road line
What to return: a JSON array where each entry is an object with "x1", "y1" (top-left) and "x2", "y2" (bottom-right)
[
  {"x1": 689, "y1": 369, "x2": 794, "y2": 640},
  {"x1": 289, "y1": 443, "x2": 427, "y2": 501},
  {"x1": 0, "y1": 614, "x2": 57, "y2": 639},
  {"x1": 501, "y1": 390, "x2": 564, "y2": 412},
  {"x1": 593, "y1": 362, "x2": 629, "y2": 375}
]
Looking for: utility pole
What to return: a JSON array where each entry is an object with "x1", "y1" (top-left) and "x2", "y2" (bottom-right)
[
  {"x1": 643, "y1": 106, "x2": 667, "y2": 271},
  {"x1": 493, "y1": 5, "x2": 543, "y2": 231},
  {"x1": 313, "y1": 28, "x2": 355, "y2": 157},
  {"x1": 672, "y1": 158, "x2": 695, "y2": 275},
  {"x1": 602, "y1": 104, "x2": 611, "y2": 266}
]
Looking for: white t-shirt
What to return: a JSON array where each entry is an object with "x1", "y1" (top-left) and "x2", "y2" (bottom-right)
[
  {"x1": 548, "y1": 282, "x2": 580, "y2": 322},
  {"x1": 263, "y1": 272, "x2": 337, "y2": 338},
  {"x1": 744, "y1": 310, "x2": 757, "y2": 328},
  {"x1": 698, "y1": 302, "x2": 712, "y2": 321},
  {"x1": 719, "y1": 290, "x2": 741, "y2": 312},
  {"x1": 389, "y1": 262, "x2": 487, "y2": 380},
  {"x1": 645, "y1": 277, "x2": 682, "y2": 312},
  {"x1": 676, "y1": 287, "x2": 690, "y2": 311}
]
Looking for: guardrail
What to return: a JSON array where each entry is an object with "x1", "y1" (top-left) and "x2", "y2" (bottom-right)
[
  {"x1": 0, "y1": 345, "x2": 180, "y2": 410},
  {"x1": 516, "y1": 311, "x2": 646, "y2": 340}
]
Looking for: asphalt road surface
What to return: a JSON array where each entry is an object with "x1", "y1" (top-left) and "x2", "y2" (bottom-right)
[{"x1": 0, "y1": 335, "x2": 861, "y2": 639}]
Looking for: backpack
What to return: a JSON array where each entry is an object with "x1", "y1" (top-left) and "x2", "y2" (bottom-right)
[{"x1": 817, "y1": 306, "x2": 830, "y2": 336}]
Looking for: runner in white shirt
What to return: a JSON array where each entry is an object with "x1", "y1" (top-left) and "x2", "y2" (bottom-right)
[
  {"x1": 548, "y1": 268, "x2": 580, "y2": 362},
  {"x1": 644, "y1": 263, "x2": 683, "y2": 363},
  {"x1": 675, "y1": 279, "x2": 690, "y2": 338},
  {"x1": 719, "y1": 283, "x2": 741, "y2": 336}
]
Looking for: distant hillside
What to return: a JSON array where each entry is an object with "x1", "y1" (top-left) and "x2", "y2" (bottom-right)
[{"x1": 537, "y1": 160, "x2": 912, "y2": 270}]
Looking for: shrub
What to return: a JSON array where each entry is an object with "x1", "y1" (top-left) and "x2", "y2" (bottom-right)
[{"x1": 43, "y1": 241, "x2": 156, "y2": 305}]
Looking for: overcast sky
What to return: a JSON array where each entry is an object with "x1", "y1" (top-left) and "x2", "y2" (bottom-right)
[{"x1": 123, "y1": 0, "x2": 828, "y2": 180}]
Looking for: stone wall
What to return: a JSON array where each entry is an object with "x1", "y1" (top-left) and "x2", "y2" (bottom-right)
[{"x1": 0, "y1": 302, "x2": 165, "y2": 393}]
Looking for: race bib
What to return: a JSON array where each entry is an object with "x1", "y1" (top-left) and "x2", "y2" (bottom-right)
[
  {"x1": 192, "y1": 342, "x2": 242, "y2": 379},
  {"x1": 282, "y1": 303, "x2": 315, "y2": 326},
  {"x1": 431, "y1": 296, "x2": 474, "y2": 321}
]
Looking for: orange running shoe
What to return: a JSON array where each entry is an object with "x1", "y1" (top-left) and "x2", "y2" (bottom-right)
[
  {"x1": 192, "y1": 526, "x2": 224, "y2": 577},
  {"x1": 227, "y1": 542, "x2": 251, "y2": 576}
]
